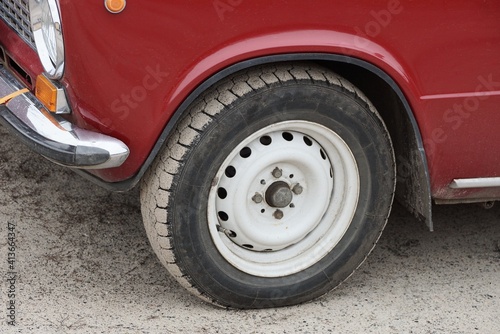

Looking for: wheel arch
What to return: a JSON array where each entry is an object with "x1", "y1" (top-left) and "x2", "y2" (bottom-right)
[{"x1": 84, "y1": 53, "x2": 432, "y2": 229}]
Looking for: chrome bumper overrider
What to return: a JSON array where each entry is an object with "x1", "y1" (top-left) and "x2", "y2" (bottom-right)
[{"x1": 0, "y1": 65, "x2": 129, "y2": 169}]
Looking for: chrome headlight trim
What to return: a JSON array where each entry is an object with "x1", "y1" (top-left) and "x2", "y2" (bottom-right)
[{"x1": 29, "y1": 0, "x2": 65, "y2": 79}]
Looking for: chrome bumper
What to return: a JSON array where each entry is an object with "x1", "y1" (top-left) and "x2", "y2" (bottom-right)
[{"x1": 0, "y1": 65, "x2": 129, "y2": 169}]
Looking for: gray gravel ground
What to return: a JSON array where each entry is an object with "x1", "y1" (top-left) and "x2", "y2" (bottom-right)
[{"x1": 0, "y1": 123, "x2": 499, "y2": 333}]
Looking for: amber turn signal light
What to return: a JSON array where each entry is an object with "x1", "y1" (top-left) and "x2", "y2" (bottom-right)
[
  {"x1": 105, "y1": 0, "x2": 126, "y2": 13},
  {"x1": 35, "y1": 75, "x2": 58, "y2": 112}
]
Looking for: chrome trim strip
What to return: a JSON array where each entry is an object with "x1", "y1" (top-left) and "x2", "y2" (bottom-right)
[
  {"x1": 450, "y1": 178, "x2": 500, "y2": 189},
  {"x1": 54, "y1": 83, "x2": 71, "y2": 114},
  {"x1": 0, "y1": 65, "x2": 129, "y2": 169}
]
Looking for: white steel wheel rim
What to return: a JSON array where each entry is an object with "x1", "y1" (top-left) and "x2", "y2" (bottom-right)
[{"x1": 207, "y1": 121, "x2": 359, "y2": 277}]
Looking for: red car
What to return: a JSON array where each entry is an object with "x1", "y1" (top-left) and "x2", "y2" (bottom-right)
[{"x1": 0, "y1": 0, "x2": 499, "y2": 308}]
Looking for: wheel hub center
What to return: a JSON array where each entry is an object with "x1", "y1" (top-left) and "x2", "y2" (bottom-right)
[{"x1": 265, "y1": 181, "x2": 293, "y2": 208}]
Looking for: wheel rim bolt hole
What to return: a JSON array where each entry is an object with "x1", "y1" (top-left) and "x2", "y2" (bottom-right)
[
  {"x1": 260, "y1": 136, "x2": 272, "y2": 146},
  {"x1": 320, "y1": 149, "x2": 327, "y2": 160},
  {"x1": 217, "y1": 187, "x2": 227, "y2": 199},
  {"x1": 303, "y1": 136, "x2": 313, "y2": 146},
  {"x1": 239, "y1": 147, "x2": 252, "y2": 158},
  {"x1": 225, "y1": 166, "x2": 236, "y2": 178},
  {"x1": 282, "y1": 132, "x2": 294, "y2": 141},
  {"x1": 218, "y1": 211, "x2": 229, "y2": 221}
]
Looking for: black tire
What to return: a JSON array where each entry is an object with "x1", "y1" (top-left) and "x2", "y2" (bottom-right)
[{"x1": 140, "y1": 63, "x2": 395, "y2": 308}]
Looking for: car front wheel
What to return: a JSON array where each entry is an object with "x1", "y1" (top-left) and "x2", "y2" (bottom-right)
[{"x1": 141, "y1": 63, "x2": 395, "y2": 308}]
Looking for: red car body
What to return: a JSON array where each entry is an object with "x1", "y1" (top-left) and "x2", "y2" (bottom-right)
[{"x1": 2, "y1": 1, "x2": 499, "y2": 201}]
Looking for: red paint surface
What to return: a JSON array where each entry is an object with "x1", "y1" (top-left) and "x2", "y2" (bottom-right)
[
  {"x1": 1, "y1": 1, "x2": 500, "y2": 200},
  {"x1": 0, "y1": 22, "x2": 42, "y2": 88}
]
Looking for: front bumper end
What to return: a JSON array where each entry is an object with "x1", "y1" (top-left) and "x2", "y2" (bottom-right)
[{"x1": 0, "y1": 65, "x2": 129, "y2": 169}]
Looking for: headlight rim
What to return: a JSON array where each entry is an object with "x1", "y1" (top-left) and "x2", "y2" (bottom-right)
[{"x1": 29, "y1": 0, "x2": 65, "y2": 80}]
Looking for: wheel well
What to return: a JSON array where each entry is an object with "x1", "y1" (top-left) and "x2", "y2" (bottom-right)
[
  {"x1": 80, "y1": 54, "x2": 432, "y2": 230},
  {"x1": 318, "y1": 61, "x2": 432, "y2": 228}
]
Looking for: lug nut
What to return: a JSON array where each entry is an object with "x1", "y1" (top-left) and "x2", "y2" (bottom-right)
[
  {"x1": 252, "y1": 192, "x2": 263, "y2": 204},
  {"x1": 273, "y1": 209, "x2": 284, "y2": 220},
  {"x1": 272, "y1": 167, "x2": 282, "y2": 178},
  {"x1": 292, "y1": 184, "x2": 303, "y2": 195}
]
